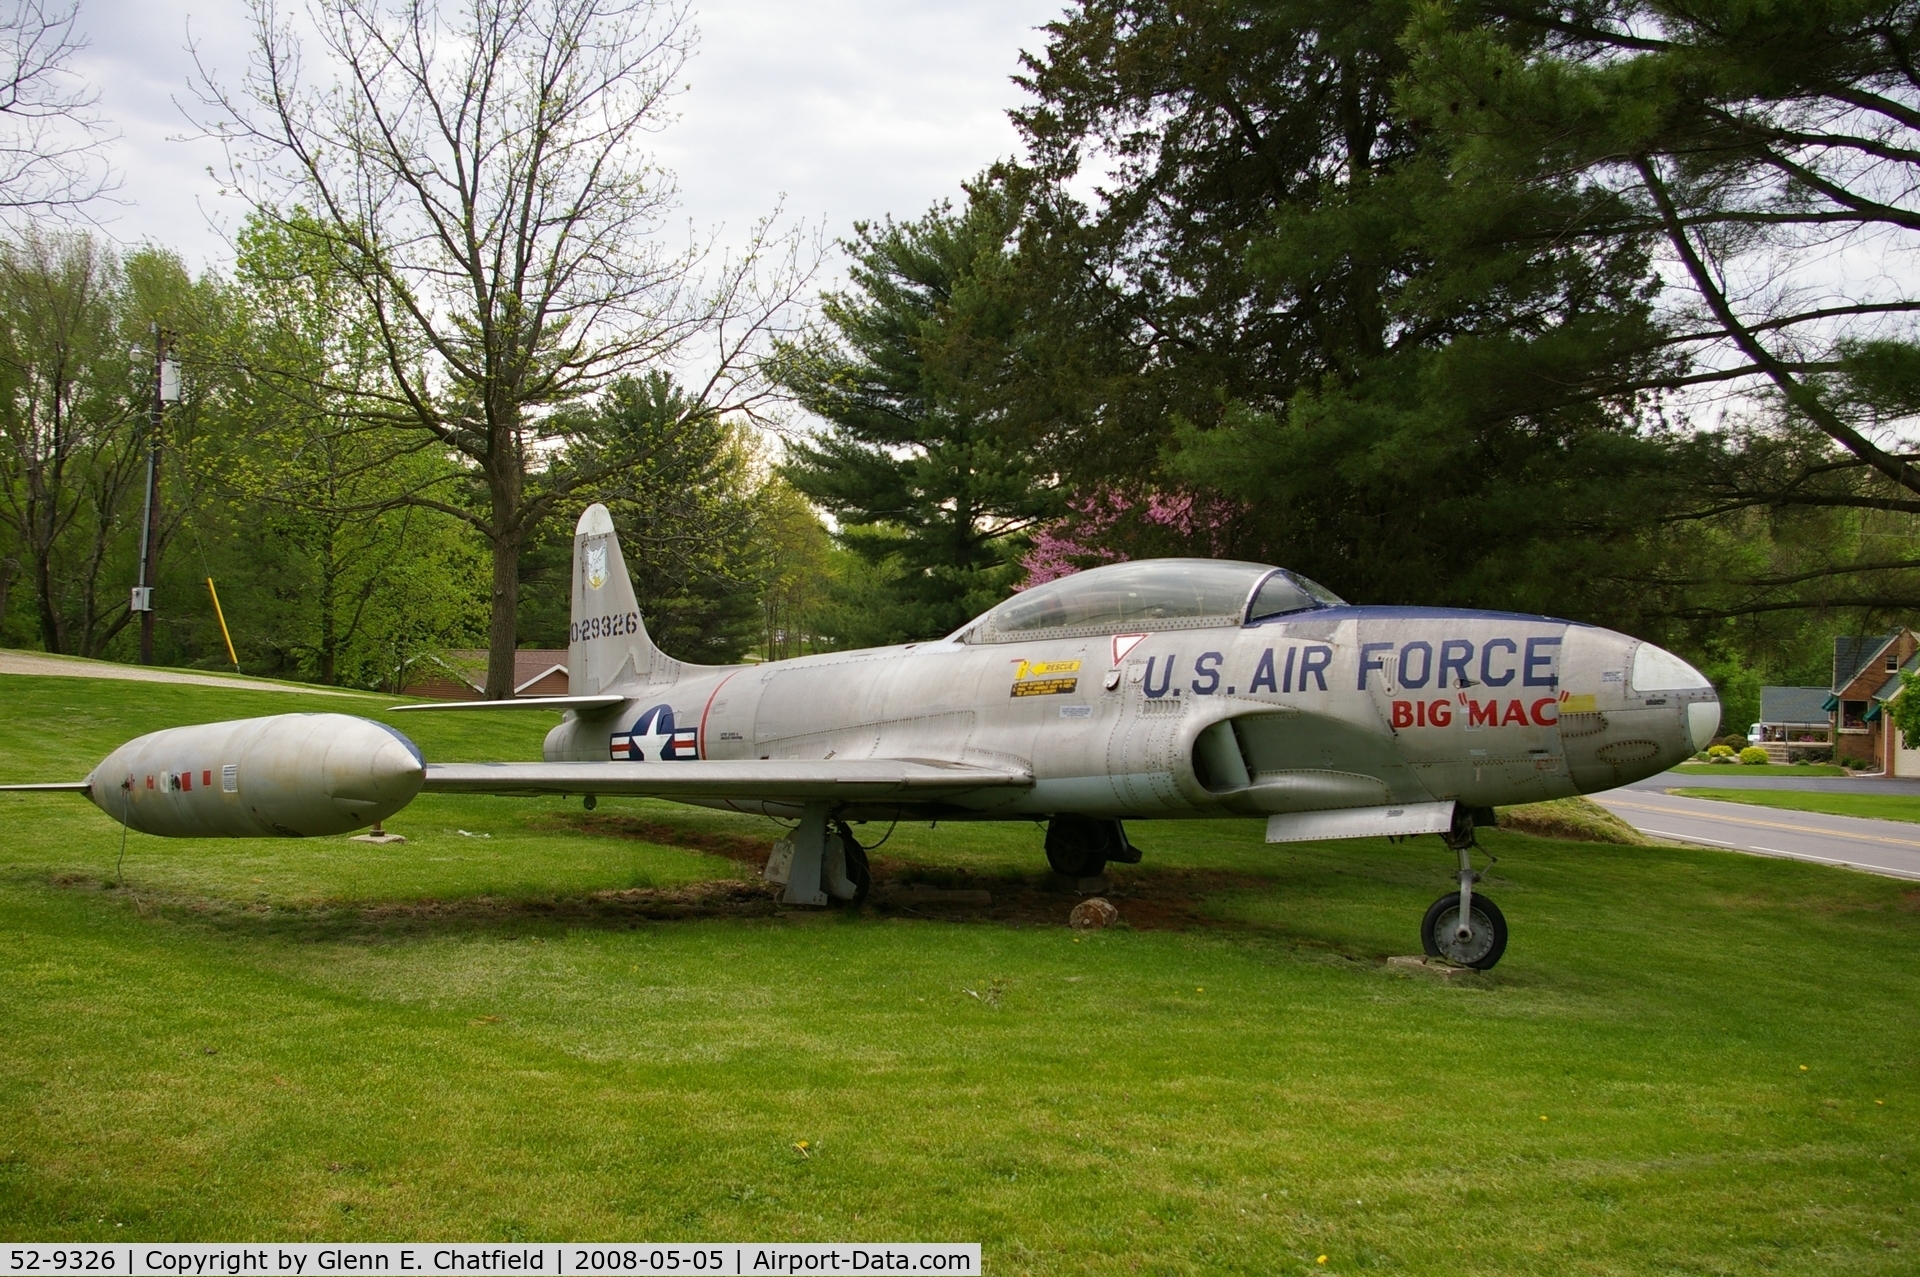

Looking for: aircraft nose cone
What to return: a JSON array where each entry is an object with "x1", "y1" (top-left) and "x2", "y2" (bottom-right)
[
  {"x1": 1686, "y1": 683, "x2": 1722, "y2": 751},
  {"x1": 1630, "y1": 640, "x2": 1721, "y2": 750}
]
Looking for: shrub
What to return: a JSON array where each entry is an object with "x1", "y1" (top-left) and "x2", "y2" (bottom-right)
[
  {"x1": 1707, "y1": 744, "x2": 1734, "y2": 758},
  {"x1": 1795, "y1": 747, "x2": 1834, "y2": 764},
  {"x1": 1714, "y1": 734, "x2": 1749, "y2": 751},
  {"x1": 1739, "y1": 746, "x2": 1771, "y2": 765}
]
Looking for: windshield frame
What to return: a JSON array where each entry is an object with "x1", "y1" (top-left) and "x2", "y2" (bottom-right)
[{"x1": 1244, "y1": 568, "x2": 1347, "y2": 624}]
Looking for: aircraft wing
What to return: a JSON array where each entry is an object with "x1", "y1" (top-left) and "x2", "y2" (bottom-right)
[
  {"x1": 391, "y1": 695, "x2": 627, "y2": 712},
  {"x1": 421, "y1": 758, "x2": 1033, "y2": 800}
]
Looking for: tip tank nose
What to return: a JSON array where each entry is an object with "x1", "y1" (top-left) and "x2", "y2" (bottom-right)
[{"x1": 327, "y1": 721, "x2": 426, "y2": 807}]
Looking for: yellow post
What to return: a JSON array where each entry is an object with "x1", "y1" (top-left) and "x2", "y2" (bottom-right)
[{"x1": 205, "y1": 577, "x2": 239, "y2": 672}]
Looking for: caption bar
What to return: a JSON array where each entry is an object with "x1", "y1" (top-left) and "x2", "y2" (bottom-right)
[{"x1": 4, "y1": 1247, "x2": 979, "y2": 1277}]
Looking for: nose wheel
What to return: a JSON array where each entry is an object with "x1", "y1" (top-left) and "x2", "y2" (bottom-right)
[
  {"x1": 1423, "y1": 806, "x2": 1508, "y2": 969},
  {"x1": 1421, "y1": 890, "x2": 1508, "y2": 968}
]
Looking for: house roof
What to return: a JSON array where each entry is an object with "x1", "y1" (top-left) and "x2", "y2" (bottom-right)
[
  {"x1": 1873, "y1": 652, "x2": 1920, "y2": 702},
  {"x1": 408, "y1": 649, "x2": 568, "y2": 697},
  {"x1": 1759, "y1": 686, "x2": 1833, "y2": 724},
  {"x1": 514, "y1": 663, "x2": 569, "y2": 695},
  {"x1": 1834, "y1": 632, "x2": 1902, "y2": 690}
]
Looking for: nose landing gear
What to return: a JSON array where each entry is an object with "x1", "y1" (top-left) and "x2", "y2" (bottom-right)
[{"x1": 1422, "y1": 805, "x2": 1508, "y2": 969}]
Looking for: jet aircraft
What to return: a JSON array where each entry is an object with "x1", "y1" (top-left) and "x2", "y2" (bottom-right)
[{"x1": 1, "y1": 504, "x2": 1720, "y2": 969}]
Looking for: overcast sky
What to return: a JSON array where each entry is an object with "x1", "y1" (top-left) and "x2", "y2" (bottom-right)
[{"x1": 69, "y1": 0, "x2": 1067, "y2": 275}]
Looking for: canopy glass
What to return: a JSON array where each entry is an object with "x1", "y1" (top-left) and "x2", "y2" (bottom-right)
[{"x1": 959, "y1": 559, "x2": 1344, "y2": 642}]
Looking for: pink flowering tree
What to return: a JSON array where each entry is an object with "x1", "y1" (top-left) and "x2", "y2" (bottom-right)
[{"x1": 1019, "y1": 488, "x2": 1246, "y2": 586}]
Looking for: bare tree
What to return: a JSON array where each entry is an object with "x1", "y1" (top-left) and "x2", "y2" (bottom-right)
[
  {"x1": 0, "y1": 0, "x2": 114, "y2": 215},
  {"x1": 195, "y1": 0, "x2": 812, "y2": 696}
]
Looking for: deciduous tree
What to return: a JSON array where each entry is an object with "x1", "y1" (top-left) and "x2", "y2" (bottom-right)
[
  {"x1": 0, "y1": 235, "x2": 210, "y2": 657},
  {"x1": 198, "y1": 0, "x2": 810, "y2": 695},
  {"x1": 0, "y1": 0, "x2": 113, "y2": 217}
]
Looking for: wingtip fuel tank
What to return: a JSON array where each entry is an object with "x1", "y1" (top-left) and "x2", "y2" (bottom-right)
[{"x1": 82, "y1": 713, "x2": 425, "y2": 838}]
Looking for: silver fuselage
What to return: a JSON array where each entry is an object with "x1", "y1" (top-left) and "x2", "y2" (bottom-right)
[{"x1": 543, "y1": 607, "x2": 1713, "y2": 822}]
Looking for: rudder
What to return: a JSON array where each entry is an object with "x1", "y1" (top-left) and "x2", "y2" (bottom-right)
[{"x1": 569, "y1": 504, "x2": 675, "y2": 694}]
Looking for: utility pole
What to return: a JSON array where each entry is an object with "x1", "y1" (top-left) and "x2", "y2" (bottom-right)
[{"x1": 133, "y1": 326, "x2": 179, "y2": 665}]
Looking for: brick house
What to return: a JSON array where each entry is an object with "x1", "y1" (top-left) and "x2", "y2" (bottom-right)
[
  {"x1": 1829, "y1": 630, "x2": 1920, "y2": 770},
  {"x1": 398, "y1": 649, "x2": 569, "y2": 700}
]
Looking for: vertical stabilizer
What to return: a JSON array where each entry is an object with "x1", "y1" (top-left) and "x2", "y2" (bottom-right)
[{"x1": 569, "y1": 504, "x2": 674, "y2": 694}]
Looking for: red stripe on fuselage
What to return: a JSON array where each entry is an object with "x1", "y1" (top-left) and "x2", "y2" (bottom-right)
[{"x1": 697, "y1": 669, "x2": 742, "y2": 761}]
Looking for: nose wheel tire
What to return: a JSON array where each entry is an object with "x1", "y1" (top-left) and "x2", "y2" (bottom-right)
[{"x1": 1421, "y1": 892, "x2": 1508, "y2": 969}]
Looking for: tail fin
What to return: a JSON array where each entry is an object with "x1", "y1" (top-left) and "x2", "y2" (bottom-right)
[{"x1": 570, "y1": 504, "x2": 676, "y2": 694}]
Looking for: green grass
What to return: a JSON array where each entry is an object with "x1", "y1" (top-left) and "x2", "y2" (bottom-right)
[
  {"x1": 1496, "y1": 796, "x2": 1648, "y2": 844},
  {"x1": 2, "y1": 673, "x2": 1918, "y2": 1272},
  {"x1": 1671, "y1": 762, "x2": 1850, "y2": 777},
  {"x1": 1671, "y1": 787, "x2": 1920, "y2": 826}
]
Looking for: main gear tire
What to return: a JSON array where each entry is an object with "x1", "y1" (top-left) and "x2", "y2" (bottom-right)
[
  {"x1": 1420, "y1": 892, "x2": 1509, "y2": 970},
  {"x1": 1045, "y1": 815, "x2": 1112, "y2": 878},
  {"x1": 832, "y1": 821, "x2": 871, "y2": 904},
  {"x1": 843, "y1": 837, "x2": 871, "y2": 903}
]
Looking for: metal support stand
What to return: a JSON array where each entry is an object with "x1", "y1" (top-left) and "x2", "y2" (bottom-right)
[{"x1": 781, "y1": 802, "x2": 830, "y2": 906}]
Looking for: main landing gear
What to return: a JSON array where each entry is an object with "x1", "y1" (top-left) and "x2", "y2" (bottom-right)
[
  {"x1": 1422, "y1": 805, "x2": 1508, "y2": 969},
  {"x1": 1044, "y1": 814, "x2": 1141, "y2": 878},
  {"x1": 763, "y1": 804, "x2": 870, "y2": 905},
  {"x1": 830, "y1": 818, "x2": 872, "y2": 904}
]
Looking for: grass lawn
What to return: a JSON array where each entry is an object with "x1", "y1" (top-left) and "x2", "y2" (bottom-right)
[
  {"x1": 1671, "y1": 787, "x2": 1920, "y2": 826},
  {"x1": 1670, "y1": 762, "x2": 1850, "y2": 777},
  {"x1": 2, "y1": 673, "x2": 1918, "y2": 1272}
]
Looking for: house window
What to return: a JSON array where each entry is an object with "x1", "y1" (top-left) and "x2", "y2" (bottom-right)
[
  {"x1": 1890, "y1": 651, "x2": 1901, "y2": 671},
  {"x1": 1843, "y1": 699, "x2": 1869, "y2": 728}
]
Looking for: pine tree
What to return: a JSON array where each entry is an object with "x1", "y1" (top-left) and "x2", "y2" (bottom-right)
[{"x1": 774, "y1": 199, "x2": 1061, "y2": 641}]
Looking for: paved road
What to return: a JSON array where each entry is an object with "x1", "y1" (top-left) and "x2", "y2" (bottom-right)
[
  {"x1": 0, "y1": 649, "x2": 370, "y2": 698},
  {"x1": 1593, "y1": 789, "x2": 1920, "y2": 882},
  {"x1": 1632, "y1": 771, "x2": 1920, "y2": 795}
]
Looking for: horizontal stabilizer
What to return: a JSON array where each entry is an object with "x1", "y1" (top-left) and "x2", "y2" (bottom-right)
[
  {"x1": 390, "y1": 695, "x2": 627, "y2": 713},
  {"x1": 423, "y1": 758, "x2": 1032, "y2": 801},
  {"x1": 1265, "y1": 800, "x2": 1456, "y2": 844},
  {"x1": 0, "y1": 781, "x2": 91, "y2": 793}
]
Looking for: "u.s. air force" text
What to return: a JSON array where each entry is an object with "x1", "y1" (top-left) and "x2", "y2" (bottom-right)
[{"x1": 1138, "y1": 637, "x2": 1561, "y2": 700}]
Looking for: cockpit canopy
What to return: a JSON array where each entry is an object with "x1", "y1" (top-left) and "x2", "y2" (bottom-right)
[{"x1": 956, "y1": 558, "x2": 1345, "y2": 644}]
